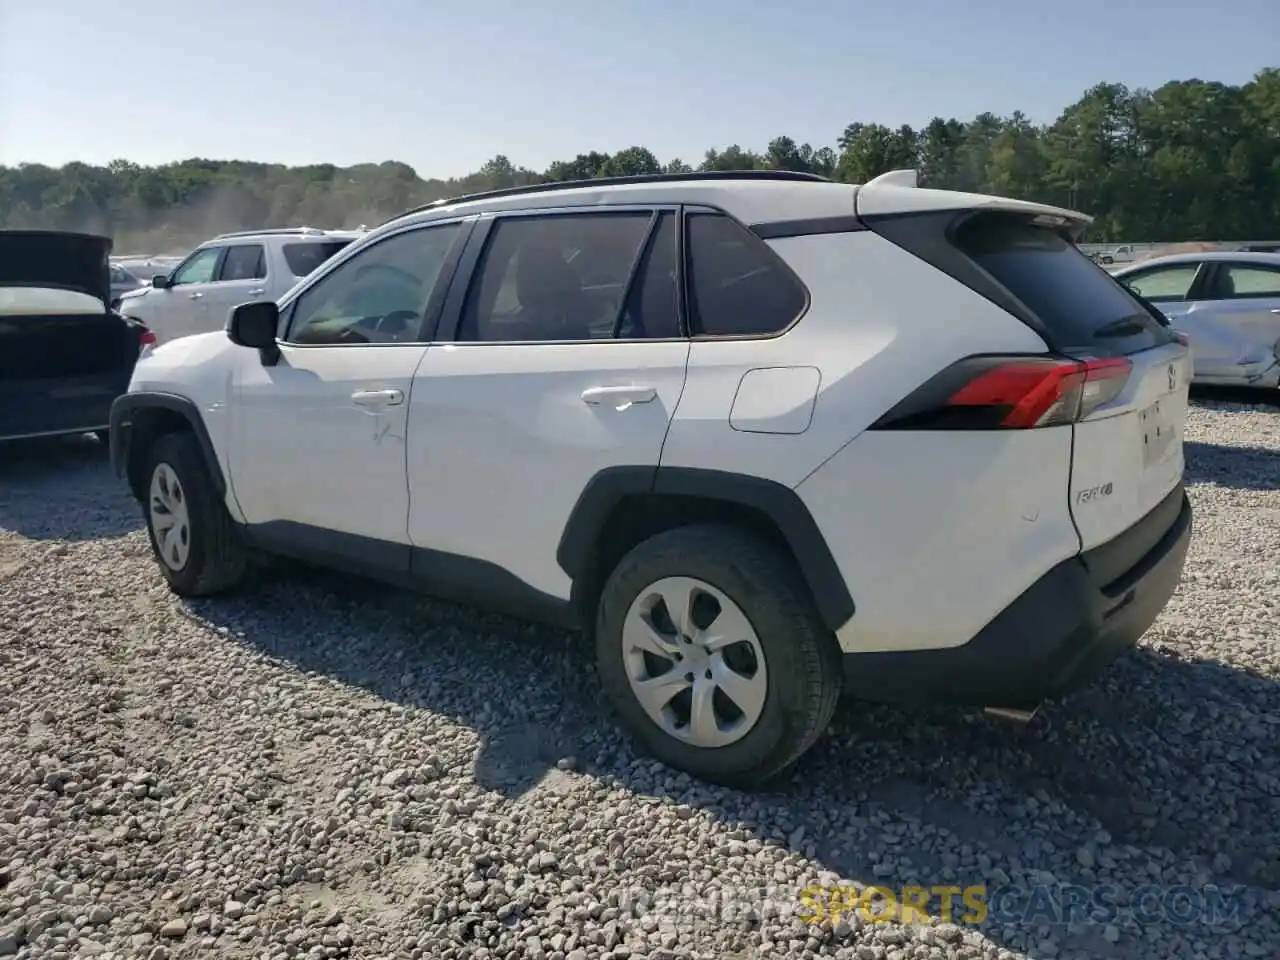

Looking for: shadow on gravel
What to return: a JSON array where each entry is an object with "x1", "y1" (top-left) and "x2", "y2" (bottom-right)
[
  {"x1": 188, "y1": 563, "x2": 1280, "y2": 957},
  {"x1": 0, "y1": 434, "x2": 142, "y2": 540},
  {"x1": 1184, "y1": 441, "x2": 1280, "y2": 492}
]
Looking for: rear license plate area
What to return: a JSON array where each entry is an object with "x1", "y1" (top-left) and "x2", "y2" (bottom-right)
[{"x1": 1140, "y1": 398, "x2": 1176, "y2": 467}]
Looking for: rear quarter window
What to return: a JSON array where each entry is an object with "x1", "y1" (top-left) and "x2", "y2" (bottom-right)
[
  {"x1": 685, "y1": 212, "x2": 808, "y2": 337},
  {"x1": 953, "y1": 213, "x2": 1178, "y2": 357},
  {"x1": 283, "y1": 241, "x2": 354, "y2": 278}
]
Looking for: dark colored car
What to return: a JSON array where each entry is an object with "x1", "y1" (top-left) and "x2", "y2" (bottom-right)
[
  {"x1": 0, "y1": 230, "x2": 155, "y2": 444},
  {"x1": 109, "y1": 262, "x2": 147, "y2": 308}
]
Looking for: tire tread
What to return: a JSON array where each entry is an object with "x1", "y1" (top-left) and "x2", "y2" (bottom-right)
[
  {"x1": 596, "y1": 522, "x2": 842, "y2": 788},
  {"x1": 144, "y1": 431, "x2": 248, "y2": 597}
]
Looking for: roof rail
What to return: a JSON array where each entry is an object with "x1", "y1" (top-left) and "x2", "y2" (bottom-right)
[
  {"x1": 382, "y1": 170, "x2": 835, "y2": 226},
  {"x1": 864, "y1": 169, "x2": 919, "y2": 189},
  {"x1": 212, "y1": 226, "x2": 334, "y2": 240}
]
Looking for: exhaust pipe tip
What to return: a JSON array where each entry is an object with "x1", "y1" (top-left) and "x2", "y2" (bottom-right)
[{"x1": 983, "y1": 705, "x2": 1039, "y2": 724}]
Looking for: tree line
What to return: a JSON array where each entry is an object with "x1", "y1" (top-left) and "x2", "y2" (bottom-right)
[{"x1": 2, "y1": 70, "x2": 1276, "y2": 252}]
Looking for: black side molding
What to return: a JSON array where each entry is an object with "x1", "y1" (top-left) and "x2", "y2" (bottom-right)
[
  {"x1": 750, "y1": 215, "x2": 866, "y2": 241},
  {"x1": 556, "y1": 465, "x2": 855, "y2": 633},
  {"x1": 109, "y1": 392, "x2": 227, "y2": 499},
  {"x1": 246, "y1": 520, "x2": 578, "y2": 631}
]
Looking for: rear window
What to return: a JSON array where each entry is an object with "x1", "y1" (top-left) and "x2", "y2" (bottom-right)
[
  {"x1": 953, "y1": 214, "x2": 1177, "y2": 356},
  {"x1": 283, "y1": 241, "x2": 353, "y2": 278}
]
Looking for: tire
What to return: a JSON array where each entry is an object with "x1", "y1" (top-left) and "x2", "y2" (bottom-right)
[
  {"x1": 595, "y1": 523, "x2": 842, "y2": 789},
  {"x1": 141, "y1": 431, "x2": 248, "y2": 597}
]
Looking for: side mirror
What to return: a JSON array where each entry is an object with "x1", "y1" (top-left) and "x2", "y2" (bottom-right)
[
  {"x1": 151, "y1": 274, "x2": 169, "y2": 288},
  {"x1": 227, "y1": 300, "x2": 281, "y2": 365}
]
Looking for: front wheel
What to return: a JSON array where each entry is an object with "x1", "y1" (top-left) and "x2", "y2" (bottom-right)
[
  {"x1": 595, "y1": 523, "x2": 842, "y2": 789},
  {"x1": 142, "y1": 431, "x2": 248, "y2": 597}
]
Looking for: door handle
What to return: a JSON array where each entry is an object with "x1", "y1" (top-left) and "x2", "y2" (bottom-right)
[
  {"x1": 1270, "y1": 309, "x2": 1280, "y2": 315},
  {"x1": 188, "y1": 292, "x2": 203, "y2": 300},
  {"x1": 247, "y1": 288, "x2": 265, "y2": 297},
  {"x1": 351, "y1": 388, "x2": 404, "y2": 408},
  {"x1": 581, "y1": 385, "x2": 658, "y2": 406}
]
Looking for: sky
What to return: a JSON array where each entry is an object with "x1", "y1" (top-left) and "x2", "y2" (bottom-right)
[{"x1": 1, "y1": 0, "x2": 1275, "y2": 180}]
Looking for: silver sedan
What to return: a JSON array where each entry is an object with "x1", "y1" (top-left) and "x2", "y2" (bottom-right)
[{"x1": 1113, "y1": 251, "x2": 1280, "y2": 391}]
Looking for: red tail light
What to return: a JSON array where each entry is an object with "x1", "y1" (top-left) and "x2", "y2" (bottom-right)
[
  {"x1": 138, "y1": 328, "x2": 157, "y2": 353},
  {"x1": 872, "y1": 355, "x2": 1133, "y2": 431},
  {"x1": 1174, "y1": 331, "x2": 1190, "y2": 346}
]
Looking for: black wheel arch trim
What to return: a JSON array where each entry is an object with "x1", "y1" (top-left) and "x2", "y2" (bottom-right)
[
  {"x1": 556, "y1": 465, "x2": 855, "y2": 632},
  {"x1": 109, "y1": 392, "x2": 227, "y2": 498}
]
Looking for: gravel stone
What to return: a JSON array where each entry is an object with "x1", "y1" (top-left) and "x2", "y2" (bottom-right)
[{"x1": 1, "y1": 398, "x2": 1278, "y2": 960}]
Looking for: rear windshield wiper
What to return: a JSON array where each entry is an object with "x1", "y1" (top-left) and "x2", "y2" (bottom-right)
[{"x1": 1093, "y1": 314, "x2": 1154, "y2": 338}]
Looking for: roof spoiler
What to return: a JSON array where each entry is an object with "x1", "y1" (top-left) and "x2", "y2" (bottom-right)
[{"x1": 864, "y1": 169, "x2": 918, "y2": 189}]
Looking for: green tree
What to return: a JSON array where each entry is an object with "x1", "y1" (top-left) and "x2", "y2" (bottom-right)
[{"x1": 4, "y1": 70, "x2": 1277, "y2": 248}]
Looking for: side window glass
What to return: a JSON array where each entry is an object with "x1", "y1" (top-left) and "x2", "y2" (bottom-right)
[
  {"x1": 616, "y1": 211, "x2": 681, "y2": 339},
  {"x1": 285, "y1": 224, "x2": 461, "y2": 345},
  {"x1": 169, "y1": 248, "x2": 221, "y2": 286},
  {"x1": 1219, "y1": 265, "x2": 1280, "y2": 298},
  {"x1": 219, "y1": 244, "x2": 266, "y2": 282},
  {"x1": 283, "y1": 241, "x2": 353, "y2": 278},
  {"x1": 685, "y1": 213, "x2": 807, "y2": 336},
  {"x1": 1120, "y1": 264, "x2": 1200, "y2": 303},
  {"x1": 459, "y1": 212, "x2": 652, "y2": 342}
]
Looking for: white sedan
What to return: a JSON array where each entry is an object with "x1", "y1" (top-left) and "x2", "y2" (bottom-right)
[{"x1": 1113, "y1": 251, "x2": 1280, "y2": 391}]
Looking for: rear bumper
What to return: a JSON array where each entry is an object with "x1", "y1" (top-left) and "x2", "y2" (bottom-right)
[
  {"x1": 842, "y1": 483, "x2": 1193, "y2": 709},
  {"x1": 0, "y1": 378, "x2": 122, "y2": 442}
]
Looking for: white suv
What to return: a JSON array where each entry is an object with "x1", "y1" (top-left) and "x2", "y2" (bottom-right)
[
  {"x1": 109, "y1": 171, "x2": 1194, "y2": 788},
  {"x1": 115, "y1": 227, "x2": 363, "y2": 344}
]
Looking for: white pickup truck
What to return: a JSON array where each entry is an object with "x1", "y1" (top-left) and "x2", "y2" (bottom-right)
[{"x1": 1095, "y1": 244, "x2": 1139, "y2": 265}]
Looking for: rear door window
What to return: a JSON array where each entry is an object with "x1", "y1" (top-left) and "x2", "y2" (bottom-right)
[
  {"x1": 283, "y1": 241, "x2": 354, "y2": 278},
  {"x1": 1213, "y1": 263, "x2": 1280, "y2": 299},
  {"x1": 953, "y1": 213, "x2": 1178, "y2": 357},
  {"x1": 458, "y1": 212, "x2": 654, "y2": 342},
  {"x1": 218, "y1": 244, "x2": 267, "y2": 281}
]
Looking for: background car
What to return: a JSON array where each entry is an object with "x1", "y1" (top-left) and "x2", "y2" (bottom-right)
[
  {"x1": 115, "y1": 227, "x2": 363, "y2": 343},
  {"x1": 109, "y1": 262, "x2": 146, "y2": 306},
  {"x1": 1, "y1": 230, "x2": 155, "y2": 444},
  {"x1": 1113, "y1": 251, "x2": 1280, "y2": 390}
]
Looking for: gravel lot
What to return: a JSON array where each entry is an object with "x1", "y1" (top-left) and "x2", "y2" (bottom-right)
[{"x1": 2, "y1": 392, "x2": 1277, "y2": 960}]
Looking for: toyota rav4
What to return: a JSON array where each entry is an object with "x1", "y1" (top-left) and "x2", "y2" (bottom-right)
[{"x1": 109, "y1": 170, "x2": 1193, "y2": 788}]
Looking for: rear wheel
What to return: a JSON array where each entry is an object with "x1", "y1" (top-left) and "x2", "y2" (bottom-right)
[
  {"x1": 595, "y1": 523, "x2": 842, "y2": 789},
  {"x1": 142, "y1": 431, "x2": 248, "y2": 597}
]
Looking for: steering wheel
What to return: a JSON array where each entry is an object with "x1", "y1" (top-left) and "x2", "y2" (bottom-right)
[{"x1": 373, "y1": 309, "x2": 421, "y2": 339}]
